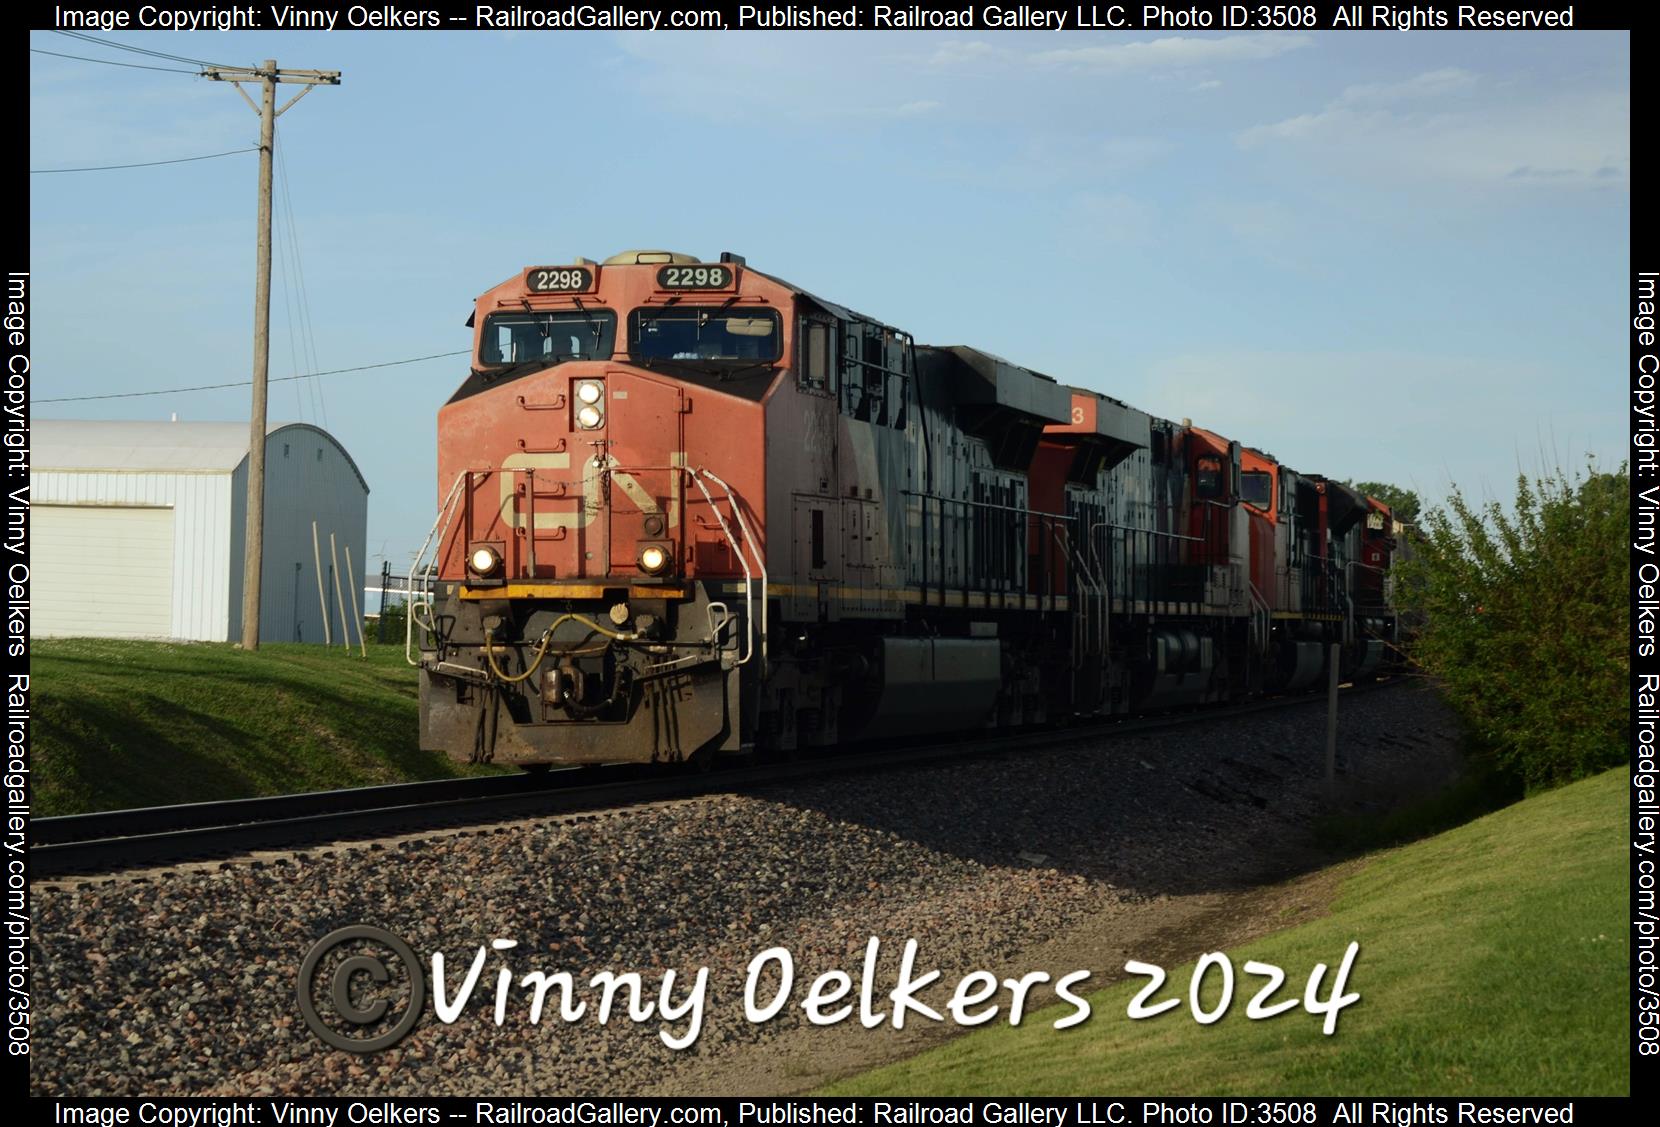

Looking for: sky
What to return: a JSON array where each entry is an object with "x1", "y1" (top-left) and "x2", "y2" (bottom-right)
[{"x1": 28, "y1": 27, "x2": 1630, "y2": 583}]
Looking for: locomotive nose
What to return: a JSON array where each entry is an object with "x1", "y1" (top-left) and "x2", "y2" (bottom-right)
[{"x1": 444, "y1": 362, "x2": 704, "y2": 584}]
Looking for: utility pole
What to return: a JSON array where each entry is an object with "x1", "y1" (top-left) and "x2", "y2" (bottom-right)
[{"x1": 205, "y1": 59, "x2": 340, "y2": 650}]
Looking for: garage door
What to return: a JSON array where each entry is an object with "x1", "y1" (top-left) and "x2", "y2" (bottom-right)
[{"x1": 33, "y1": 504, "x2": 175, "y2": 639}]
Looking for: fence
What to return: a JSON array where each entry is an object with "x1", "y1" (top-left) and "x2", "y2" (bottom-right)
[{"x1": 365, "y1": 561, "x2": 435, "y2": 644}]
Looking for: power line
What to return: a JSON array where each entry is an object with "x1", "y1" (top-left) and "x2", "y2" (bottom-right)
[
  {"x1": 30, "y1": 47, "x2": 199, "y2": 73},
  {"x1": 272, "y1": 167, "x2": 310, "y2": 425},
  {"x1": 35, "y1": 351, "x2": 469, "y2": 404},
  {"x1": 31, "y1": 147, "x2": 257, "y2": 174},
  {"x1": 273, "y1": 183, "x2": 309, "y2": 424},
  {"x1": 53, "y1": 29, "x2": 232, "y2": 70},
  {"x1": 274, "y1": 124, "x2": 329, "y2": 430}
]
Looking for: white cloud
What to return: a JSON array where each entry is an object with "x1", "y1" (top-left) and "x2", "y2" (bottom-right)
[
  {"x1": 1336, "y1": 66, "x2": 1478, "y2": 105},
  {"x1": 925, "y1": 40, "x2": 998, "y2": 67},
  {"x1": 1237, "y1": 71, "x2": 1627, "y2": 190},
  {"x1": 915, "y1": 133, "x2": 1173, "y2": 194},
  {"x1": 1068, "y1": 191, "x2": 1157, "y2": 241},
  {"x1": 1212, "y1": 199, "x2": 1323, "y2": 274},
  {"x1": 1030, "y1": 33, "x2": 1314, "y2": 72},
  {"x1": 612, "y1": 32, "x2": 954, "y2": 124}
]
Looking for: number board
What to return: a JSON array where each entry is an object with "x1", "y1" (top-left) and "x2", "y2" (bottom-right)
[
  {"x1": 525, "y1": 266, "x2": 594, "y2": 293},
  {"x1": 656, "y1": 264, "x2": 733, "y2": 290}
]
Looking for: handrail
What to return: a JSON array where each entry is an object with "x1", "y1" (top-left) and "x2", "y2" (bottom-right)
[
  {"x1": 407, "y1": 463, "x2": 765, "y2": 677},
  {"x1": 900, "y1": 489, "x2": 1069, "y2": 521},
  {"x1": 1091, "y1": 519, "x2": 1203, "y2": 544},
  {"x1": 1048, "y1": 521, "x2": 1107, "y2": 656},
  {"x1": 1343, "y1": 560, "x2": 1389, "y2": 645},
  {"x1": 1214, "y1": 560, "x2": 1265, "y2": 684},
  {"x1": 688, "y1": 467, "x2": 768, "y2": 673},
  {"x1": 406, "y1": 472, "x2": 467, "y2": 666},
  {"x1": 1239, "y1": 568, "x2": 1271, "y2": 655}
]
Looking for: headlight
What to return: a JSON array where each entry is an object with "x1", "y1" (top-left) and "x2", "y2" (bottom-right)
[
  {"x1": 577, "y1": 404, "x2": 603, "y2": 430},
  {"x1": 638, "y1": 545, "x2": 670, "y2": 575},
  {"x1": 469, "y1": 544, "x2": 502, "y2": 576},
  {"x1": 575, "y1": 379, "x2": 604, "y2": 404}
]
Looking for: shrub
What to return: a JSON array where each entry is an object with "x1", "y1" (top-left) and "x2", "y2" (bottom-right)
[
  {"x1": 368, "y1": 602, "x2": 409, "y2": 645},
  {"x1": 1345, "y1": 480, "x2": 1422, "y2": 523},
  {"x1": 1397, "y1": 463, "x2": 1628, "y2": 791}
]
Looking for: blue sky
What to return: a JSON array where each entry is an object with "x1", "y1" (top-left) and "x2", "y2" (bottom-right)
[{"x1": 29, "y1": 29, "x2": 1629, "y2": 579}]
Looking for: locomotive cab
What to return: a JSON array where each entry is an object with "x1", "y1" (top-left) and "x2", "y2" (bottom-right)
[{"x1": 416, "y1": 251, "x2": 781, "y2": 767}]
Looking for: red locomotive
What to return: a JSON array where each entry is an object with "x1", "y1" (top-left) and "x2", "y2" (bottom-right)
[{"x1": 413, "y1": 250, "x2": 1406, "y2": 767}]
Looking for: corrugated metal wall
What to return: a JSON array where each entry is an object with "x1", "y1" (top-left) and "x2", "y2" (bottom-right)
[
  {"x1": 32, "y1": 505, "x2": 175, "y2": 638},
  {"x1": 228, "y1": 425, "x2": 370, "y2": 646},
  {"x1": 30, "y1": 470, "x2": 234, "y2": 640}
]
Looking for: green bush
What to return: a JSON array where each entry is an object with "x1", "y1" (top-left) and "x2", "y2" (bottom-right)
[
  {"x1": 1398, "y1": 463, "x2": 1628, "y2": 791},
  {"x1": 370, "y1": 602, "x2": 408, "y2": 644},
  {"x1": 1345, "y1": 479, "x2": 1422, "y2": 523}
]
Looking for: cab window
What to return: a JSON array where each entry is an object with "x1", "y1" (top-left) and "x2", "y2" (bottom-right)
[
  {"x1": 1196, "y1": 455, "x2": 1225, "y2": 499},
  {"x1": 800, "y1": 318, "x2": 834, "y2": 393},
  {"x1": 479, "y1": 310, "x2": 615, "y2": 367},
  {"x1": 629, "y1": 307, "x2": 781, "y2": 362},
  {"x1": 840, "y1": 320, "x2": 908, "y2": 428},
  {"x1": 1241, "y1": 470, "x2": 1273, "y2": 510}
]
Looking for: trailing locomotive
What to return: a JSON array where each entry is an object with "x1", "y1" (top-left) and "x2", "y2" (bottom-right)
[{"x1": 412, "y1": 250, "x2": 1406, "y2": 767}]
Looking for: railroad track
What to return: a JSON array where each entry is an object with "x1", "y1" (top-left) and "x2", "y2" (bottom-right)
[{"x1": 31, "y1": 679, "x2": 1403, "y2": 876}]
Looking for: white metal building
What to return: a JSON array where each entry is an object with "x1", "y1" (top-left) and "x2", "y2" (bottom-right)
[{"x1": 31, "y1": 420, "x2": 370, "y2": 644}]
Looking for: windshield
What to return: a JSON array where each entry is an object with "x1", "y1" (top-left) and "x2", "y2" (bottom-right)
[
  {"x1": 479, "y1": 310, "x2": 615, "y2": 368},
  {"x1": 629, "y1": 307, "x2": 780, "y2": 362},
  {"x1": 1241, "y1": 471, "x2": 1273, "y2": 510}
]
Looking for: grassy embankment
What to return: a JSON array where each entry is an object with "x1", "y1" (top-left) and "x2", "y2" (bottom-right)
[
  {"x1": 825, "y1": 766, "x2": 1630, "y2": 1096},
  {"x1": 31, "y1": 639, "x2": 503, "y2": 816}
]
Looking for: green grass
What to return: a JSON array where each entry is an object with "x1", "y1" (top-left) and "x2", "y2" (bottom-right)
[
  {"x1": 1314, "y1": 756, "x2": 1525, "y2": 854},
  {"x1": 30, "y1": 639, "x2": 503, "y2": 816},
  {"x1": 824, "y1": 767, "x2": 1630, "y2": 1096}
]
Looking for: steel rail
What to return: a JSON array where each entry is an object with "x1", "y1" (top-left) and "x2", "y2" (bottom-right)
[{"x1": 31, "y1": 679, "x2": 1405, "y2": 876}]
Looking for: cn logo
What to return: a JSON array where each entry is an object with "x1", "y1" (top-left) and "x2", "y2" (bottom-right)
[{"x1": 495, "y1": 450, "x2": 685, "y2": 531}]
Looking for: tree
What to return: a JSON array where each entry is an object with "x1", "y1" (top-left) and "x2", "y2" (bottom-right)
[
  {"x1": 1345, "y1": 480, "x2": 1421, "y2": 523},
  {"x1": 1396, "y1": 462, "x2": 1628, "y2": 791}
]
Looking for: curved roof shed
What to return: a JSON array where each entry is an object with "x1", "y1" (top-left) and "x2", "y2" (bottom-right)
[{"x1": 31, "y1": 420, "x2": 369, "y2": 644}]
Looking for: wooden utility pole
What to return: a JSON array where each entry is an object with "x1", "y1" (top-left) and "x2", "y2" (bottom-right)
[{"x1": 205, "y1": 59, "x2": 340, "y2": 650}]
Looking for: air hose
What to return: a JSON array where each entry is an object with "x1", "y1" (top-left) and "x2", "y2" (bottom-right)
[{"x1": 481, "y1": 613, "x2": 637, "y2": 684}]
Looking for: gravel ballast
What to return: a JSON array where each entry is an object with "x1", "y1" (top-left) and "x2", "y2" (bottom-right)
[{"x1": 29, "y1": 682, "x2": 1463, "y2": 1095}]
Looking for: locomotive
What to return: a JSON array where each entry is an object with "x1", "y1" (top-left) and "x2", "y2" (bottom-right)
[{"x1": 412, "y1": 250, "x2": 1406, "y2": 768}]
